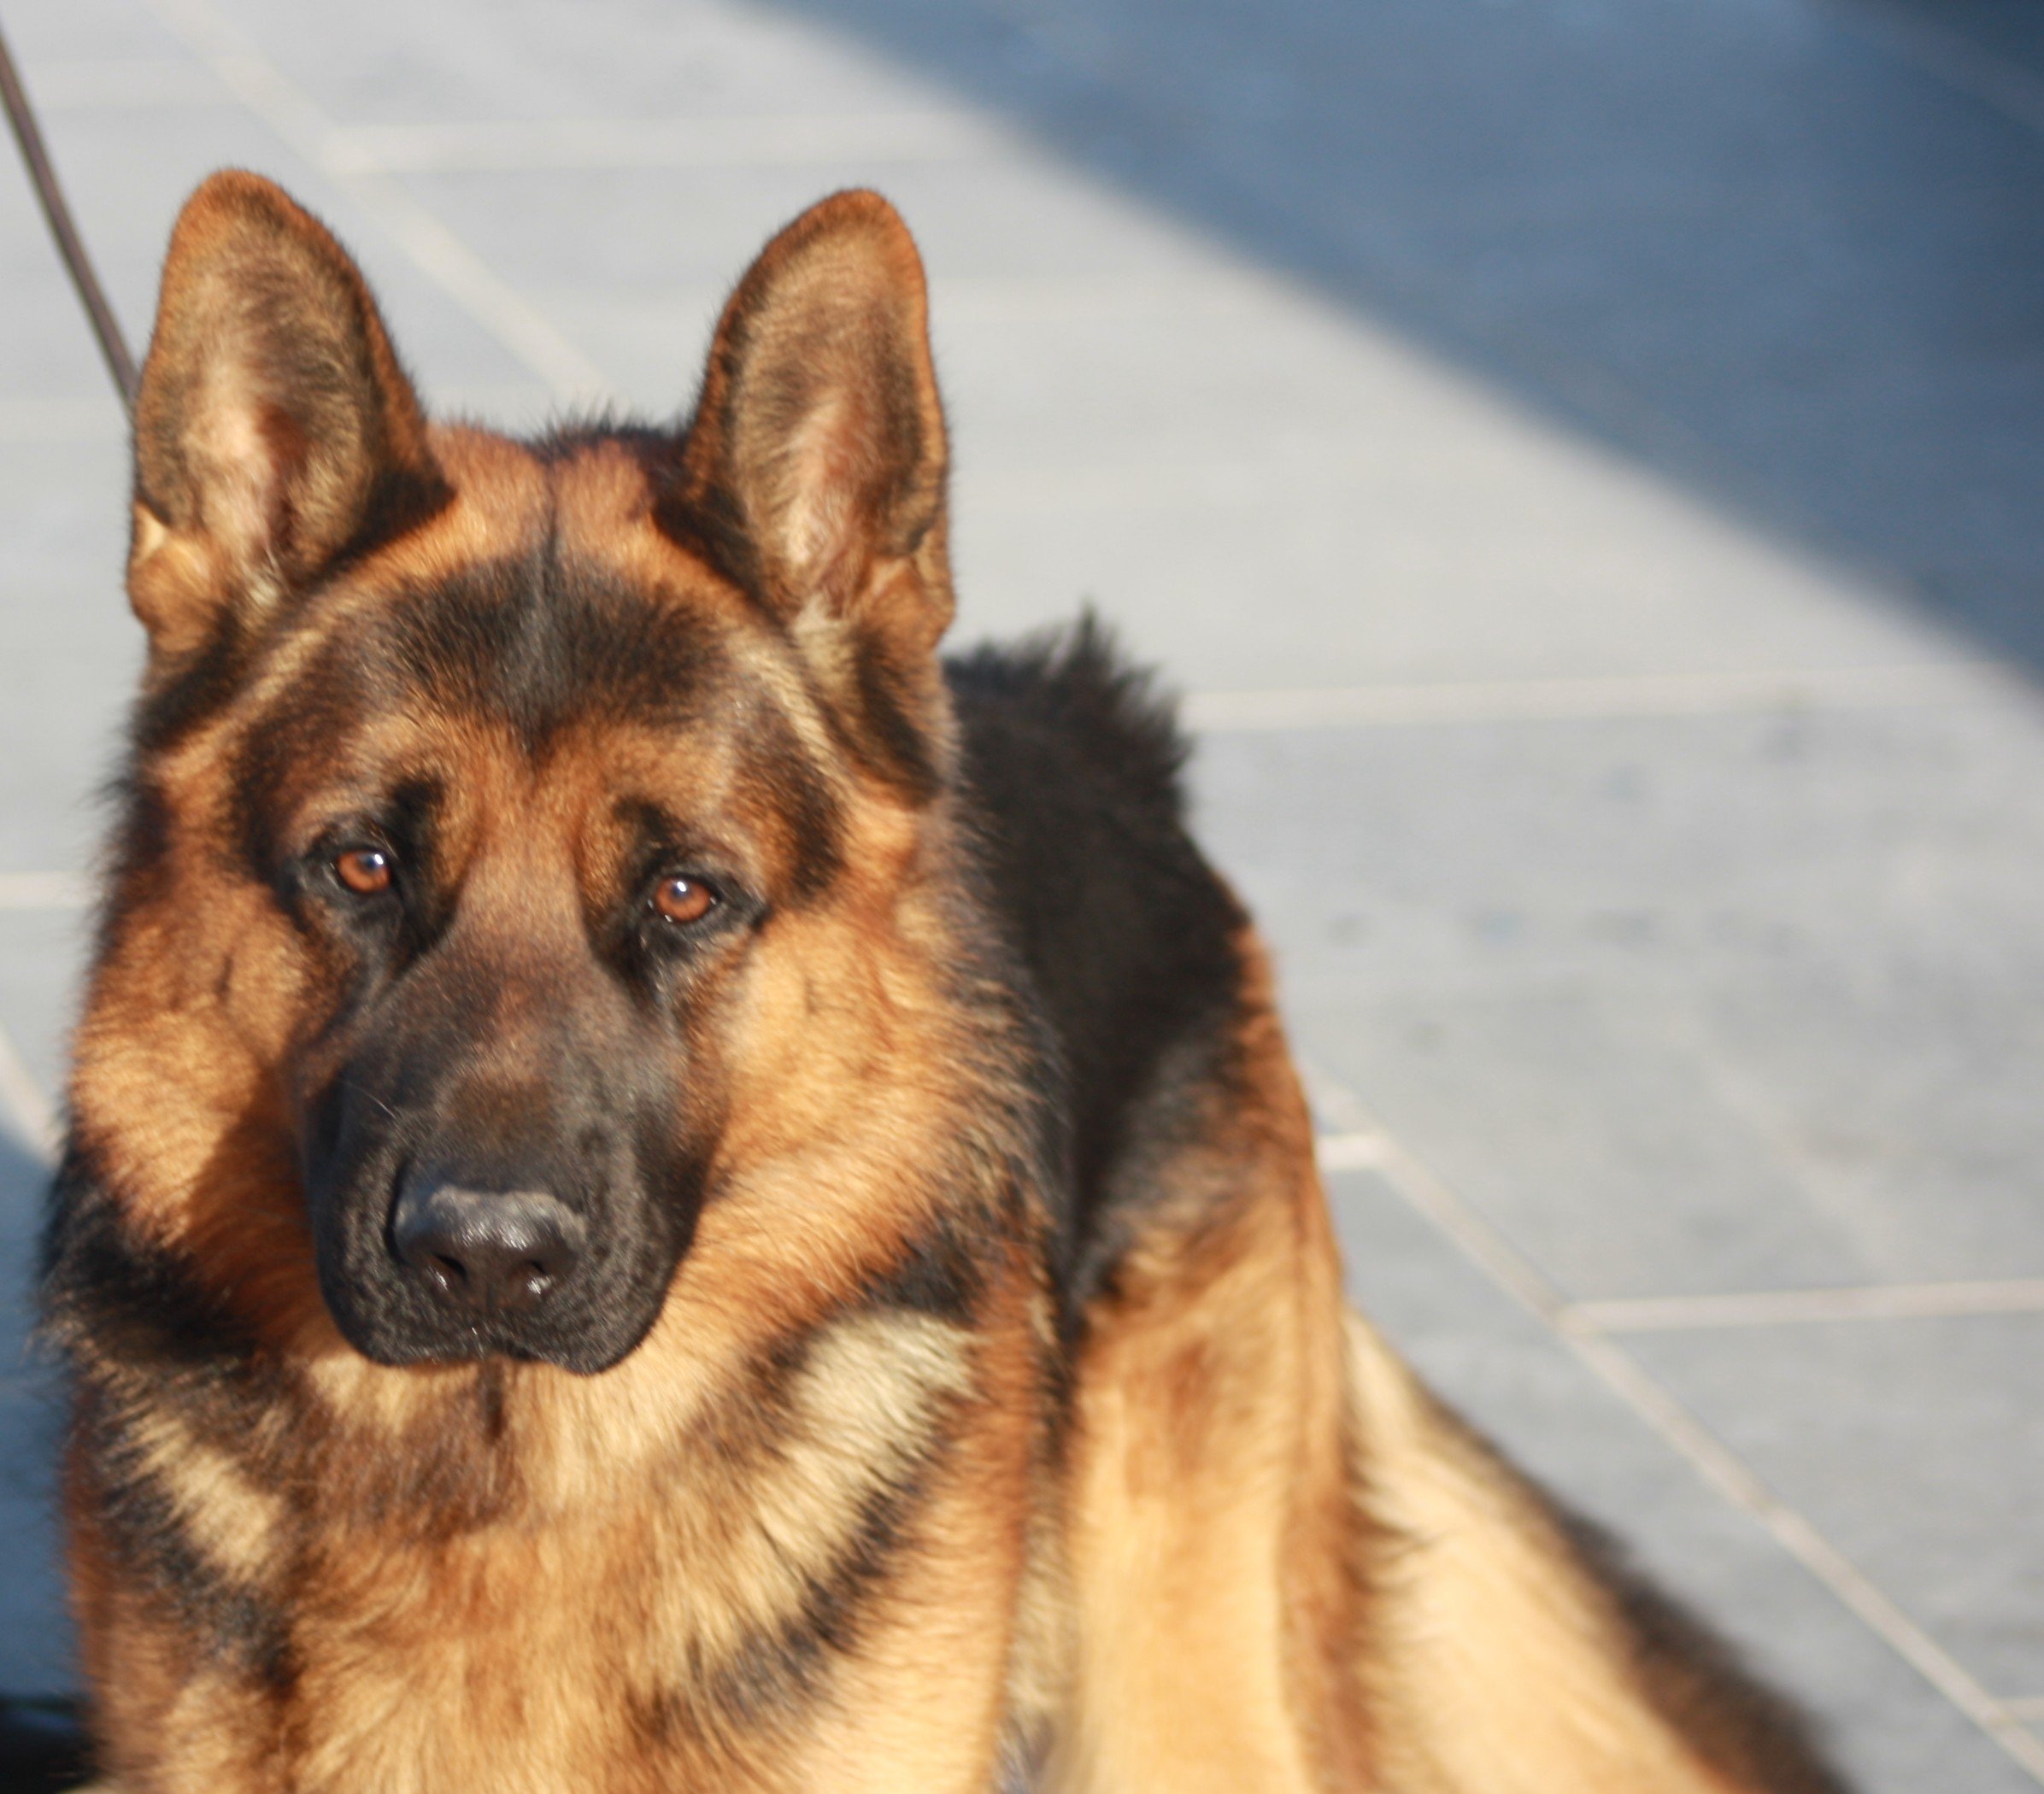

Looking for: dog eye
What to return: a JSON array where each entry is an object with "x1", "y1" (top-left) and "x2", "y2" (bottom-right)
[
  {"x1": 334, "y1": 846, "x2": 395, "y2": 896},
  {"x1": 652, "y1": 874, "x2": 720, "y2": 927}
]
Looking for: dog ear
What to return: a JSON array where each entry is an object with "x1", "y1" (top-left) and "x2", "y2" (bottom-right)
[
  {"x1": 127, "y1": 170, "x2": 445, "y2": 656},
  {"x1": 670, "y1": 191, "x2": 954, "y2": 793}
]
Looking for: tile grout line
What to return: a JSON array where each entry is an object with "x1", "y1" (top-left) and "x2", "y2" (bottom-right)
[
  {"x1": 138, "y1": 0, "x2": 610, "y2": 400},
  {"x1": 0, "y1": 1017, "x2": 57, "y2": 1164},
  {"x1": 1314, "y1": 1157, "x2": 2044, "y2": 1329},
  {"x1": 0, "y1": 871, "x2": 91, "y2": 912},
  {"x1": 1184, "y1": 661, "x2": 2024, "y2": 732},
  {"x1": 54, "y1": 11, "x2": 2044, "y2": 177},
  {"x1": 1304, "y1": 1074, "x2": 2044, "y2": 1784},
  {"x1": 319, "y1": 112, "x2": 1009, "y2": 176},
  {"x1": 1563, "y1": 1281, "x2": 2044, "y2": 1331}
]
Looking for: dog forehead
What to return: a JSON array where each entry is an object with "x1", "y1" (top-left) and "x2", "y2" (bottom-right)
[
  {"x1": 420, "y1": 423, "x2": 751, "y2": 606},
  {"x1": 413, "y1": 423, "x2": 732, "y2": 601},
  {"x1": 204, "y1": 429, "x2": 846, "y2": 876},
  {"x1": 284, "y1": 429, "x2": 749, "y2": 738}
]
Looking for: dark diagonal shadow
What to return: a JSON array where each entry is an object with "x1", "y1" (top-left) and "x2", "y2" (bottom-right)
[
  {"x1": 0, "y1": 1125, "x2": 79, "y2": 1732},
  {"x1": 769, "y1": 0, "x2": 2044, "y2": 671},
  {"x1": 0, "y1": 1123, "x2": 50, "y2": 1372}
]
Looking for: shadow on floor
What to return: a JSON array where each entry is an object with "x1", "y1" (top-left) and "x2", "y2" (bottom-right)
[
  {"x1": 1, "y1": 1121, "x2": 49, "y2": 1337},
  {"x1": 0, "y1": 1697, "x2": 89, "y2": 1794},
  {"x1": 771, "y1": 0, "x2": 2044, "y2": 671}
]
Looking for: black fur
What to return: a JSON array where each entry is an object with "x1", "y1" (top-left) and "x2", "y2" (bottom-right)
[
  {"x1": 946, "y1": 620, "x2": 1849, "y2": 1793},
  {"x1": 855, "y1": 1204, "x2": 990, "y2": 1326},
  {"x1": 40, "y1": 1151, "x2": 259, "y2": 1377},
  {"x1": 377, "y1": 556, "x2": 725, "y2": 746},
  {"x1": 74, "y1": 1387, "x2": 294, "y2": 1689},
  {"x1": 947, "y1": 616, "x2": 1247, "y2": 1305}
]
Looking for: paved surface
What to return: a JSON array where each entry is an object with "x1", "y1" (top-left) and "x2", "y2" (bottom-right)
[{"x1": 1, "y1": 0, "x2": 2041, "y2": 1785}]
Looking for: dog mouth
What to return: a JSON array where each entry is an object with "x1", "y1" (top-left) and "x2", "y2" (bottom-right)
[
  {"x1": 306, "y1": 1147, "x2": 691, "y2": 1375},
  {"x1": 299, "y1": 1042, "x2": 708, "y2": 1375}
]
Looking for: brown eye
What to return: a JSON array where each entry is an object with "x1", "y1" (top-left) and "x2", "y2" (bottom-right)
[
  {"x1": 654, "y1": 874, "x2": 718, "y2": 926},
  {"x1": 334, "y1": 847, "x2": 394, "y2": 895}
]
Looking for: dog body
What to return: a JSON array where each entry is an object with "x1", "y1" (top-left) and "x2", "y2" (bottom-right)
[{"x1": 41, "y1": 174, "x2": 1847, "y2": 1793}]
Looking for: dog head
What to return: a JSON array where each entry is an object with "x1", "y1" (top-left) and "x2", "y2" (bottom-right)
[{"x1": 76, "y1": 173, "x2": 985, "y2": 1375}]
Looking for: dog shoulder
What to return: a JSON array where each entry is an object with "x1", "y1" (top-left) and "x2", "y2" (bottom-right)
[{"x1": 946, "y1": 618, "x2": 1254, "y2": 1292}]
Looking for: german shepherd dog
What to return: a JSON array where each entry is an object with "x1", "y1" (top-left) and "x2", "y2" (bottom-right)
[{"x1": 38, "y1": 171, "x2": 1851, "y2": 1793}]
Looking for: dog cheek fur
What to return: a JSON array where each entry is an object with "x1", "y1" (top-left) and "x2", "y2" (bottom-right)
[{"x1": 68, "y1": 798, "x2": 337, "y2": 1351}]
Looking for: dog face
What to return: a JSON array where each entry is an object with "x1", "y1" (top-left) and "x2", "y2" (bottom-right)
[
  {"x1": 86, "y1": 174, "x2": 961, "y2": 1373},
  {"x1": 250, "y1": 549, "x2": 775, "y2": 1373}
]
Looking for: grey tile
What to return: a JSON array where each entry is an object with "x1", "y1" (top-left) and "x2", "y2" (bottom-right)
[
  {"x1": 0, "y1": 434, "x2": 130, "y2": 599},
  {"x1": 0, "y1": 906, "x2": 88, "y2": 1105},
  {"x1": 0, "y1": 969, "x2": 72, "y2": 1709},
  {"x1": 1296, "y1": 976, "x2": 2044, "y2": 1296},
  {"x1": 1189, "y1": 702, "x2": 2044, "y2": 1294},
  {"x1": 943, "y1": 496, "x2": 1941, "y2": 698},
  {"x1": 0, "y1": 438, "x2": 138, "y2": 875},
  {"x1": 205, "y1": 0, "x2": 944, "y2": 126},
  {"x1": 455, "y1": 259, "x2": 1959, "y2": 695},
  {"x1": 512, "y1": 285, "x2": 728, "y2": 416},
  {"x1": 0, "y1": 259, "x2": 144, "y2": 409},
  {"x1": 1630, "y1": 1314, "x2": 2044, "y2": 1703},
  {"x1": 1329, "y1": 1167, "x2": 2035, "y2": 1794},
  {"x1": 0, "y1": 93, "x2": 547, "y2": 401},
  {"x1": 1309, "y1": 989, "x2": 1867, "y2": 1296},
  {"x1": 763, "y1": 0, "x2": 2044, "y2": 669},
  {"x1": 395, "y1": 157, "x2": 1228, "y2": 297},
  {"x1": 0, "y1": 1380, "x2": 74, "y2": 1699},
  {"x1": 3, "y1": 0, "x2": 185, "y2": 65},
  {"x1": 1192, "y1": 701, "x2": 2044, "y2": 1012},
  {"x1": 0, "y1": 1369, "x2": 61, "y2": 1504},
  {"x1": 0, "y1": 994, "x2": 68, "y2": 1707}
]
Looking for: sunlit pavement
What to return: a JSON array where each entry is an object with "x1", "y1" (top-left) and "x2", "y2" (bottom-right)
[{"x1": 3, "y1": 2, "x2": 2043, "y2": 1785}]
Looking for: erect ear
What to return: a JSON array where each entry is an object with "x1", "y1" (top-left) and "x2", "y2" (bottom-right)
[
  {"x1": 670, "y1": 191, "x2": 954, "y2": 789},
  {"x1": 128, "y1": 170, "x2": 445, "y2": 656}
]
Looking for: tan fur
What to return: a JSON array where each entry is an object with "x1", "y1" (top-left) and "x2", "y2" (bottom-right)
[
  {"x1": 1346, "y1": 1316, "x2": 1742, "y2": 1792},
  {"x1": 267, "y1": 1308, "x2": 1025, "y2": 1794},
  {"x1": 1049, "y1": 936, "x2": 1369, "y2": 1793}
]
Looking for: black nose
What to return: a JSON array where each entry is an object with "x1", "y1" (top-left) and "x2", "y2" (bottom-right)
[{"x1": 391, "y1": 1181, "x2": 585, "y2": 1317}]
